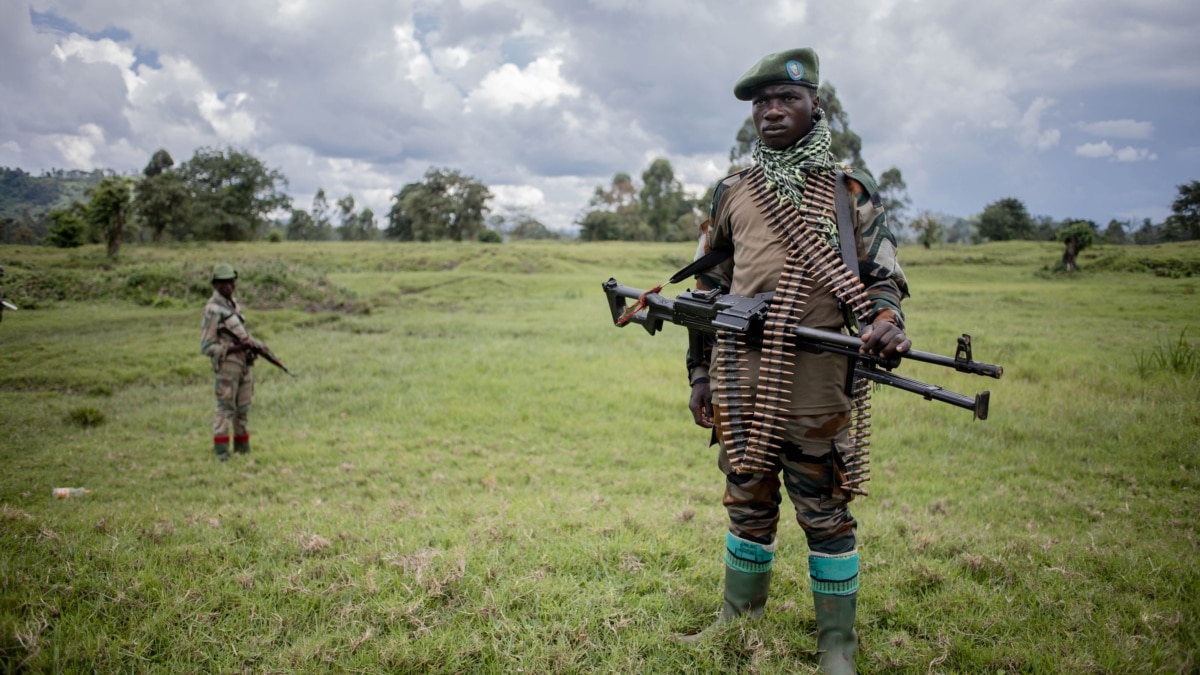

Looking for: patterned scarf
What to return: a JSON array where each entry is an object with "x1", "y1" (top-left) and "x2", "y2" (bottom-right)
[{"x1": 753, "y1": 110, "x2": 839, "y2": 247}]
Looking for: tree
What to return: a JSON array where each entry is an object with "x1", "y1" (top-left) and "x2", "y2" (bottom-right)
[
  {"x1": 1101, "y1": 219, "x2": 1129, "y2": 245},
  {"x1": 386, "y1": 168, "x2": 492, "y2": 242},
  {"x1": 577, "y1": 210, "x2": 624, "y2": 241},
  {"x1": 86, "y1": 176, "x2": 135, "y2": 258},
  {"x1": 133, "y1": 149, "x2": 190, "y2": 242},
  {"x1": 877, "y1": 167, "x2": 911, "y2": 231},
  {"x1": 45, "y1": 201, "x2": 89, "y2": 248},
  {"x1": 818, "y1": 83, "x2": 864, "y2": 168},
  {"x1": 977, "y1": 197, "x2": 1034, "y2": 241},
  {"x1": 286, "y1": 189, "x2": 335, "y2": 241},
  {"x1": 335, "y1": 195, "x2": 378, "y2": 241},
  {"x1": 577, "y1": 171, "x2": 646, "y2": 241},
  {"x1": 728, "y1": 117, "x2": 758, "y2": 173},
  {"x1": 385, "y1": 183, "x2": 420, "y2": 241},
  {"x1": 909, "y1": 211, "x2": 945, "y2": 249},
  {"x1": 640, "y1": 158, "x2": 693, "y2": 242},
  {"x1": 504, "y1": 211, "x2": 560, "y2": 241},
  {"x1": 178, "y1": 147, "x2": 291, "y2": 241},
  {"x1": 1057, "y1": 220, "x2": 1097, "y2": 272},
  {"x1": 1133, "y1": 218, "x2": 1160, "y2": 246},
  {"x1": 1164, "y1": 180, "x2": 1200, "y2": 241}
]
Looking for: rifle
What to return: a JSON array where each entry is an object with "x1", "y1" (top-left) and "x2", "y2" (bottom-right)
[
  {"x1": 602, "y1": 278, "x2": 1003, "y2": 420},
  {"x1": 244, "y1": 340, "x2": 297, "y2": 377}
]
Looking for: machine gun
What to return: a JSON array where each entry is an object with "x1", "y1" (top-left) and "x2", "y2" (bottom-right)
[{"x1": 602, "y1": 278, "x2": 1003, "y2": 420}]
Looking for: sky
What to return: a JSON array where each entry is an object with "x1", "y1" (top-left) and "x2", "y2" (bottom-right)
[{"x1": 2, "y1": 0, "x2": 1198, "y2": 234}]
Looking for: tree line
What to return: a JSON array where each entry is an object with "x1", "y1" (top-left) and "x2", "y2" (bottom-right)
[
  {"x1": 2, "y1": 78, "x2": 1197, "y2": 255},
  {"x1": 0, "y1": 148, "x2": 561, "y2": 256}
]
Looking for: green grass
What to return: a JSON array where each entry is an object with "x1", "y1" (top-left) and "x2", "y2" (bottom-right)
[{"x1": 0, "y1": 240, "x2": 1197, "y2": 673}]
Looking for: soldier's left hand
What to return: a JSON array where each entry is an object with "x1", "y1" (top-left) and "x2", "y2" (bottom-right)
[{"x1": 860, "y1": 320, "x2": 910, "y2": 358}]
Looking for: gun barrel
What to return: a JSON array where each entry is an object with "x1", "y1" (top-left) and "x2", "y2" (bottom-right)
[
  {"x1": 855, "y1": 368, "x2": 989, "y2": 420},
  {"x1": 791, "y1": 325, "x2": 1003, "y2": 380}
]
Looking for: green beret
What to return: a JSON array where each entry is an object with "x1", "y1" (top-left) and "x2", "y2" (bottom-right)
[
  {"x1": 211, "y1": 263, "x2": 238, "y2": 281},
  {"x1": 733, "y1": 48, "x2": 820, "y2": 101}
]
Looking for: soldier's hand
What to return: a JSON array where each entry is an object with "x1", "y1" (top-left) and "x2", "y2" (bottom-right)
[
  {"x1": 860, "y1": 321, "x2": 910, "y2": 358},
  {"x1": 689, "y1": 379, "x2": 714, "y2": 429}
]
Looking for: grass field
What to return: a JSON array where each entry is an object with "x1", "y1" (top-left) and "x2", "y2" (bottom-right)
[{"x1": 0, "y1": 239, "x2": 1197, "y2": 674}]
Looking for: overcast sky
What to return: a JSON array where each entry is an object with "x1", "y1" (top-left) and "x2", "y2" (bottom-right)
[{"x1": 3, "y1": 0, "x2": 1198, "y2": 233}]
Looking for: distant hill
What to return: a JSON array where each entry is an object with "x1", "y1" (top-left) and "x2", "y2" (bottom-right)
[{"x1": 0, "y1": 167, "x2": 109, "y2": 224}]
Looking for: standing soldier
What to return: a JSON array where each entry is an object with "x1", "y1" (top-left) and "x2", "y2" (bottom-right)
[
  {"x1": 200, "y1": 263, "x2": 263, "y2": 461},
  {"x1": 0, "y1": 264, "x2": 16, "y2": 321},
  {"x1": 679, "y1": 48, "x2": 910, "y2": 674}
]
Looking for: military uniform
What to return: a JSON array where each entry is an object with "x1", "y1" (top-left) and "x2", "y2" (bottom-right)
[
  {"x1": 680, "y1": 49, "x2": 909, "y2": 675},
  {"x1": 200, "y1": 265, "x2": 255, "y2": 460}
]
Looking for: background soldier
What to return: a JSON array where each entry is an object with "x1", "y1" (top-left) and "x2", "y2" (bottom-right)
[
  {"x1": 680, "y1": 48, "x2": 910, "y2": 674},
  {"x1": 200, "y1": 263, "x2": 263, "y2": 461},
  {"x1": 0, "y1": 264, "x2": 16, "y2": 321}
]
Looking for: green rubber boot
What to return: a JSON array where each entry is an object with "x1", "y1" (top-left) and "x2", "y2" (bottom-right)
[
  {"x1": 214, "y1": 441, "x2": 230, "y2": 462},
  {"x1": 814, "y1": 590, "x2": 858, "y2": 674},
  {"x1": 810, "y1": 550, "x2": 859, "y2": 674},
  {"x1": 676, "y1": 565, "x2": 772, "y2": 643}
]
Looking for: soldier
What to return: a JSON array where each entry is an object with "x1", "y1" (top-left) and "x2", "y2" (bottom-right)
[
  {"x1": 200, "y1": 263, "x2": 263, "y2": 461},
  {"x1": 680, "y1": 48, "x2": 910, "y2": 674}
]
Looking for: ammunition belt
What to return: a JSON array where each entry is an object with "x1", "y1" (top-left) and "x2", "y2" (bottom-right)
[{"x1": 713, "y1": 166, "x2": 874, "y2": 495}]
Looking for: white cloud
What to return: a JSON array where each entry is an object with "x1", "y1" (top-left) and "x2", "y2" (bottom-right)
[
  {"x1": 1079, "y1": 119, "x2": 1154, "y2": 140},
  {"x1": 1018, "y1": 97, "x2": 1060, "y2": 152},
  {"x1": 490, "y1": 184, "x2": 546, "y2": 211},
  {"x1": 51, "y1": 123, "x2": 105, "y2": 169},
  {"x1": 393, "y1": 22, "x2": 463, "y2": 112},
  {"x1": 1076, "y1": 141, "x2": 1113, "y2": 159},
  {"x1": 52, "y1": 34, "x2": 144, "y2": 95},
  {"x1": 5, "y1": 0, "x2": 1199, "y2": 231},
  {"x1": 1113, "y1": 146, "x2": 1157, "y2": 162},
  {"x1": 1074, "y1": 142, "x2": 1156, "y2": 163},
  {"x1": 465, "y1": 52, "x2": 580, "y2": 113}
]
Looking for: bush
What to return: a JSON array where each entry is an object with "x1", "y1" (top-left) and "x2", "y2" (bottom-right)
[{"x1": 67, "y1": 406, "x2": 107, "y2": 428}]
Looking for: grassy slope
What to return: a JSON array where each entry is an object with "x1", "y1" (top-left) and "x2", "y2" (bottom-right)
[{"x1": 0, "y1": 240, "x2": 1196, "y2": 674}]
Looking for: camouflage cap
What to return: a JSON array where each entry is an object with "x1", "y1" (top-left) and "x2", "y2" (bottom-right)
[
  {"x1": 211, "y1": 263, "x2": 238, "y2": 281},
  {"x1": 733, "y1": 48, "x2": 820, "y2": 101}
]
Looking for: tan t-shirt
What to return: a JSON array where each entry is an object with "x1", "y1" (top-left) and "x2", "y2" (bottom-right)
[{"x1": 702, "y1": 172, "x2": 888, "y2": 415}]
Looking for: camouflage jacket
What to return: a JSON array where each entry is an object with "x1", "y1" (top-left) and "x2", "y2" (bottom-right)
[{"x1": 200, "y1": 291, "x2": 252, "y2": 372}]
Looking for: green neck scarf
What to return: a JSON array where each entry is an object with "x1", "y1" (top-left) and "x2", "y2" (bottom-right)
[{"x1": 753, "y1": 111, "x2": 839, "y2": 246}]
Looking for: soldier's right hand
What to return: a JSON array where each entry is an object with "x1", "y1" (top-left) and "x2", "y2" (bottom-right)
[{"x1": 689, "y1": 379, "x2": 714, "y2": 429}]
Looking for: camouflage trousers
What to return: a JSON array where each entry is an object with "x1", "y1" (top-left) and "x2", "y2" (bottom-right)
[
  {"x1": 213, "y1": 357, "x2": 253, "y2": 453},
  {"x1": 717, "y1": 411, "x2": 857, "y2": 556}
]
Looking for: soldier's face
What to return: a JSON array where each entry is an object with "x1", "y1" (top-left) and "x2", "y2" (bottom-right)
[
  {"x1": 751, "y1": 84, "x2": 820, "y2": 151},
  {"x1": 214, "y1": 280, "x2": 236, "y2": 299}
]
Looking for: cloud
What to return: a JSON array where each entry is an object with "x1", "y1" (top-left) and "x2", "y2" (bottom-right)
[
  {"x1": 5, "y1": 0, "x2": 1199, "y2": 230},
  {"x1": 465, "y1": 52, "x2": 580, "y2": 113},
  {"x1": 1074, "y1": 141, "x2": 1157, "y2": 162},
  {"x1": 1113, "y1": 146, "x2": 1157, "y2": 162},
  {"x1": 1079, "y1": 119, "x2": 1155, "y2": 140},
  {"x1": 1018, "y1": 97, "x2": 1061, "y2": 152},
  {"x1": 490, "y1": 184, "x2": 546, "y2": 212},
  {"x1": 1076, "y1": 141, "x2": 1114, "y2": 159}
]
